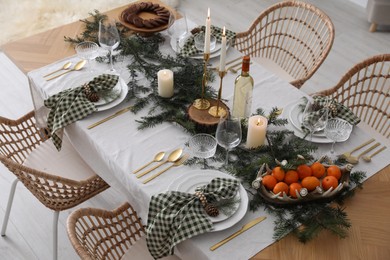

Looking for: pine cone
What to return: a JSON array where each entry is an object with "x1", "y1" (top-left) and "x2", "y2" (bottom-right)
[
  {"x1": 83, "y1": 84, "x2": 100, "y2": 102},
  {"x1": 329, "y1": 103, "x2": 338, "y2": 117},
  {"x1": 195, "y1": 191, "x2": 207, "y2": 207},
  {"x1": 204, "y1": 204, "x2": 219, "y2": 217}
]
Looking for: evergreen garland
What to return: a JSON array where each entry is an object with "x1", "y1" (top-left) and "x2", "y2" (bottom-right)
[{"x1": 66, "y1": 10, "x2": 367, "y2": 243}]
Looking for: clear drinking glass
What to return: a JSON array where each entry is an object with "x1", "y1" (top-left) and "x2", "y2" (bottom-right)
[
  {"x1": 301, "y1": 95, "x2": 329, "y2": 142},
  {"x1": 325, "y1": 118, "x2": 353, "y2": 161},
  {"x1": 167, "y1": 10, "x2": 188, "y2": 52},
  {"x1": 75, "y1": 41, "x2": 99, "y2": 73},
  {"x1": 98, "y1": 18, "x2": 120, "y2": 72},
  {"x1": 189, "y1": 134, "x2": 217, "y2": 169},
  {"x1": 216, "y1": 117, "x2": 242, "y2": 165}
]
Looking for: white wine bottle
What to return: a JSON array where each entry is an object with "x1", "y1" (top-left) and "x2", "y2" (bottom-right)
[{"x1": 232, "y1": 56, "x2": 254, "y2": 118}]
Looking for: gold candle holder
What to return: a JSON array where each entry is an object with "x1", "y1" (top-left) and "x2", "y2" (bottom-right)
[
  {"x1": 193, "y1": 53, "x2": 211, "y2": 110},
  {"x1": 208, "y1": 70, "x2": 227, "y2": 118}
]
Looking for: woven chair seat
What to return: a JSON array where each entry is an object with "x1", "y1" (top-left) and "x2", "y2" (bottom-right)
[{"x1": 233, "y1": 0, "x2": 335, "y2": 89}]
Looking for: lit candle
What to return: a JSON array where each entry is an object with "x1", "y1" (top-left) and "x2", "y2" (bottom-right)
[
  {"x1": 204, "y1": 8, "x2": 211, "y2": 53},
  {"x1": 246, "y1": 115, "x2": 268, "y2": 149},
  {"x1": 219, "y1": 26, "x2": 227, "y2": 71},
  {"x1": 157, "y1": 69, "x2": 174, "y2": 98}
]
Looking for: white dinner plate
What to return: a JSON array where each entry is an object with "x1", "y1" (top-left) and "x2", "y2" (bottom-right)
[
  {"x1": 176, "y1": 174, "x2": 240, "y2": 223},
  {"x1": 65, "y1": 73, "x2": 128, "y2": 112},
  {"x1": 168, "y1": 169, "x2": 248, "y2": 232},
  {"x1": 282, "y1": 101, "x2": 333, "y2": 143}
]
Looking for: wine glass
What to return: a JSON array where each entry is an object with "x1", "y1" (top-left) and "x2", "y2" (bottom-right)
[
  {"x1": 325, "y1": 118, "x2": 353, "y2": 161},
  {"x1": 167, "y1": 10, "x2": 188, "y2": 52},
  {"x1": 301, "y1": 95, "x2": 329, "y2": 142},
  {"x1": 98, "y1": 18, "x2": 120, "y2": 72},
  {"x1": 75, "y1": 41, "x2": 99, "y2": 73},
  {"x1": 216, "y1": 117, "x2": 242, "y2": 165},
  {"x1": 189, "y1": 134, "x2": 217, "y2": 169}
]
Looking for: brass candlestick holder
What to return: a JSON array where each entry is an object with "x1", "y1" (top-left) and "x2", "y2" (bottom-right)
[
  {"x1": 208, "y1": 70, "x2": 227, "y2": 118},
  {"x1": 193, "y1": 53, "x2": 211, "y2": 110}
]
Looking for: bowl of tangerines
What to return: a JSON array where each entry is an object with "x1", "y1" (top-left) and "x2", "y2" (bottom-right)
[{"x1": 252, "y1": 161, "x2": 353, "y2": 205}]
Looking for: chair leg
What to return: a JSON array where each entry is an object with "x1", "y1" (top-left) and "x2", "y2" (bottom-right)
[
  {"x1": 369, "y1": 22, "x2": 377, "y2": 32},
  {"x1": 53, "y1": 211, "x2": 59, "y2": 260},
  {"x1": 1, "y1": 178, "x2": 19, "y2": 236}
]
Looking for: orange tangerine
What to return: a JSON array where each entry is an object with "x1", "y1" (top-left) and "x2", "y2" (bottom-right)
[
  {"x1": 273, "y1": 182, "x2": 289, "y2": 197},
  {"x1": 284, "y1": 170, "x2": 299, "y2": 185},
  {"x1": 327, "y1": 165, "x2": 342, "y2": 180},
  {"x1": 301, "y1": 176, "x2": 320, "y2": 191},
  {"x1": 297, "y1": 164, "x2": 312, "y2": 180},
  {"x1": 289, "y1": 182, "x2": 302, "y2": 198},
  {"x1": 262, "y1": 175, "x2": 277, "y2": 190},
  {"x1": 272, "y1": 166, "x2": 285, "y2": 182},
  {"x1": 322, "y1": 176, "x2": 339, "y2": 191},
  {"x1": 311, "y1": 162, "x2": 326, "y2": 178}
]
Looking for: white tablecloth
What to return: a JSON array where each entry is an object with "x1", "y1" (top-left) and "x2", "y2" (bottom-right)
[{"x1": 28, "y1": 34, "x2": 390, "y2": 260}]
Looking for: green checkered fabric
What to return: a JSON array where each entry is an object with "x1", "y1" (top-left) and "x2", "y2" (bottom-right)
[
  {"x1": 180, "y1": 25, "x2": 236, "y2": 57},
  {"x1": 146, "y1": 177, "x2": 239, "y2": 259},
  {"x1": 301, "y1": 96, "x2": 360, "y2": 133},
  {"x1": 44, "y1": 74, "x2": 119, "y2": 150}
]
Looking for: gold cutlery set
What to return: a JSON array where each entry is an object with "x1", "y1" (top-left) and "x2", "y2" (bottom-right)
[
  {"x1": 87, "y1": 106, "x2": 133, "y2": 129},
  {"x1": 133, "y1": 148, "x2": 189, "y2": 184},
  {"x1": 43, "y1": 60, "x2": 86, "y2": 81},
  {"x1": 340, "y1": 138, "x2": 386, "y2": 164}
]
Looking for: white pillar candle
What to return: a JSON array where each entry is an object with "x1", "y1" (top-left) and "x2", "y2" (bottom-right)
[
  {"x1": 246, "y1": 115, "x2": 268, "y2": 149},
  {"x1": 219, "y1": 27, "x2": 227, "y2": 71},
  {"x1": 157, "y1": 69, "x2": 174, "y2": 98},
  {"x1": 204, "y1": 8, "x2": 211, "y2": 54}
]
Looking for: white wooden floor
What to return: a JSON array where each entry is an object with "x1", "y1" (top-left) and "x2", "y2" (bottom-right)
[{"x1": 0, "y1": 0, "x2": 389, "y2": 259}]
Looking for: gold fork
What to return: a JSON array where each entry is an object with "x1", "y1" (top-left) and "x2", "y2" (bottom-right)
[{"x1": 142, "y1": 154, "x2": 189, "y2": 184}]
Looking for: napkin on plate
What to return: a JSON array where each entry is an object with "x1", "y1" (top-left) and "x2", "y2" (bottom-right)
[
  {"x1": 301, "y1": 96, "x2": 361, "y2": 132},
  {"x1": 44, "y1": 74, "x2": 119, "y2": 150},
  {"x1": 146, "y1": 177, "x2": 239, "y2": 259},
  {"x1": 180, "y1": 25, "x2": 236, "y2": 57}
]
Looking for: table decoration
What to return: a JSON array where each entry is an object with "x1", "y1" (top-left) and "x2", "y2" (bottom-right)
[
  {"x1": 246, "y1": 115, "x2": 268, "y2": 149},
  {"x1": 44, "y1": 74, "x2": 119, "y2": 150},
  {"x1": 208, "y1": 70, "x2": 227, "y2": 117},
  {"x1": 157, "y1": 69, "x2": 174, "y2": 97},
  {"x1": 146, "y1": 177, "x2": 239, "y2": 259}
]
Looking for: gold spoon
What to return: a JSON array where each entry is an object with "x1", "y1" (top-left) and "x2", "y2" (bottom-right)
[
  {"x1": 132, "y1": 151, "x2": 165, "y2": 174},
  {"x1": 136, "y1": 148, "x2": 183, "y2": 178},
  {"x1": 43, "y1": 61, "x2": 72, "y2": 77},
  {"x1": 362, "y1": 146, "x2": 387, "y2": 162},
  {"x1": 346, "y1": 142, "x2": 380, "y2": 164},
  {"x1": 340, "y1": 138, "x2": 375, "y2": 161},
  {"x1": 46, "y1": 60, "x2": 86, "y2": 81}
]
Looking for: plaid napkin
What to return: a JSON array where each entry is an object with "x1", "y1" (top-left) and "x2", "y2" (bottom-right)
[
  {"x1": 146, "y1": 177, "x2": 239, "y2": 259},
  {"x1": 301, "y1": 96, "x2": 361, "y2": 132},
  {"x1": 180, "y1": 25, "x2": 236, "y2": 57},
  {"x1": 44, "y1": 74, "x2": 119, "y2": 150}
]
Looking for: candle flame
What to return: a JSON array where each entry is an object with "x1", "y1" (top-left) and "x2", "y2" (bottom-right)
[
  {"x1": 207, "y1": 8, "x2": 210, "y2": 18},
  {"x1": 222, "y1": 26, "x2": 226, "y2": 36},
  {"x1": 256, "y1": 118, "x2": 263, "y2": 126}
]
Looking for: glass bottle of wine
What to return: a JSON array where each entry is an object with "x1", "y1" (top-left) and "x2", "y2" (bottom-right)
[{"x1": 232, "y1": 56, "x2": 254, "y2": 118}]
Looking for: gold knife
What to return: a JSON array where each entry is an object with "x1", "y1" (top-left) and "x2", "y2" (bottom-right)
[
  {"x1": 210, "y1": 216, "x2": 267, "y2": 251},
  {"x1": 87, "y1": 105, "x2": 133, "y2": 129}
]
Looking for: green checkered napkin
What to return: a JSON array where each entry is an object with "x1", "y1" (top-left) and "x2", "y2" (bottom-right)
[
  {"x1": 301, "y1": 96, "x2": 360, "y2": 133},
  {"x1": 44, "y1": 74, "x2": 119, "y2": 150},
  {"x1": 146, "y1": 177, "x2": 239, "y2": 259},
  {"x1": 180, "y1": 25, "x2": 236, "y2": 57}
]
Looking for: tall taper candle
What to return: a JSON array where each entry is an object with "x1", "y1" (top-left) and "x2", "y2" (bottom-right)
[
  {"x1": 219, "y1": 27, "x2": 227, "y2": 71},
  {"x1": 204, "y1": 8, "x2": 211, "y2": 53}
]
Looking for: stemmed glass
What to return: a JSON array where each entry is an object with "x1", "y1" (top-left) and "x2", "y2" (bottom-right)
[
  {"x1": 167, "y1": 10, "x2": 188, "y2": 52},
  {"x1": 189, "y1": 134, "x2": 217, "y2": 169},
  {"x1": 75, "y1": 41, "x2": 99, "y2": 73},
  {"x1": 301, "y1": 95, "x2": 329, "y2": 142},
  {"x1": 216, "y1": 117, "x2": 242, "y2": 165},
  {"x1": 98, "y1": 18, "x2": 120, "y2": 72},
  {"x1": 325, "y1": 118, "x2": 353, "y2": 161}
]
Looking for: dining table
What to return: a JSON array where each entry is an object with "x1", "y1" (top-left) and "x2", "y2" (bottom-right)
[{"x1": 2, "y1": 1, "x2": 390, "y2": 259}]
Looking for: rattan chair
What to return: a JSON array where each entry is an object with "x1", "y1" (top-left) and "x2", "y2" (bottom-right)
[
  {"x1": 317, "y1": 54, "x2": 390, "y2": 138},
  {"x1": 67, "y1": 202, "x2": 180, "y2": 260},
  {"x1": 233, "y1": 1, "x2": 335, "y2": 88},
  {"x1": 0, "y1": 111, "x2": 110, "y2": 260}
]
